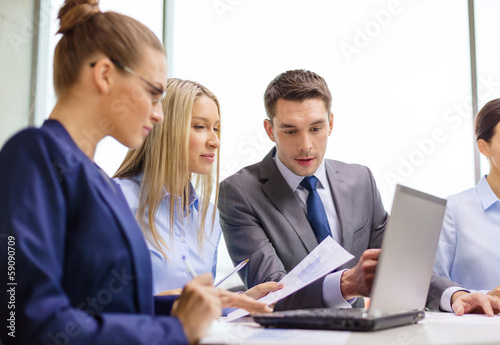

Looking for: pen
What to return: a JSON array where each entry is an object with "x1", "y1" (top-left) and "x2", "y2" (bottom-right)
[
  {"x1": 182, "y1": 255, "x2": 197, "y2": 278},
  {"x1": 214, "y1": 258, "x2": 249, "y2": 288}
]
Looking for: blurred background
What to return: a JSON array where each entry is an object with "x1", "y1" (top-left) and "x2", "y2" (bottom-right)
[{"x1": 2, "y1": 0, "x2": 499, "y2": 288}]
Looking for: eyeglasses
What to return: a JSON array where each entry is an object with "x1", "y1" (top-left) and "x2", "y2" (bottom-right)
[{"x1": 90, "y1": 59, "x2": 166, "y2": 105}]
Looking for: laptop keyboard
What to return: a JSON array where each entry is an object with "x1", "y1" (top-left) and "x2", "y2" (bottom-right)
[{"x1": 277, "y1": 308, "x2": 370, "y2": 318}]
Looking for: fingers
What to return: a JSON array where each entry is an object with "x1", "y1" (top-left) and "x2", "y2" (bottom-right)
[
  {"x1": 244, "y1": 282, "x2": 284, "y2": 299},
  {"x1": 174, "y1": 274, "x2": 221, "y2": 344},
  {"x1": 340, "y1": 249, "x2": 380, "y2": 300},
  {"x1": 481, "y1": 295, "x2": 500, "y2": 316},
  {"x1": 358, "y1": 249, "x2": 379, "y2": 295},
  {"x1": 255, "y1": 281, "x2": 284, "y2": 293},
  {"x1": 452, "y1": 292, "x2": 500, "y2": 317},
  {"x1": 156, "y1": 288, "x2": 183, "y2": 296},
  {"x1": 482, "y1": 301, "x2": 494, "y2": 317},
  {"x1": 361, "y1": 248, "x2": 381, "y2": 260},
  {"x1": 453, "y1": 302, "x2": 465, "y2": 316},
  {"x1": 190, "y1": 272, "x2": 214, "y2": 286},
  {"x1": 487, "y1": 285, "x2": 500, "y2": 299},
  {"x1": 218, "y1": 289, "x2": 272, "y2": 313},
  {"x1": 469, "y1": 294, "x2": 494, "y2": 317},
  {"x1": 490, "y1": 294, "x2": 500, "y2": 313}
]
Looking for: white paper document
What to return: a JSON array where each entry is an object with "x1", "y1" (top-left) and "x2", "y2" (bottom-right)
[{"x1": 227, "y1": 236, "x2": 354, "y2": 322}]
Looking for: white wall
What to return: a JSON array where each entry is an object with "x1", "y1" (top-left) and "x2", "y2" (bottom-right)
[
  {"x1": 0, "y1": 0, "x2": 35, "y2": 147},
  {"x1": 169, "y1": 0, "x2": 475, "y2": 209}
]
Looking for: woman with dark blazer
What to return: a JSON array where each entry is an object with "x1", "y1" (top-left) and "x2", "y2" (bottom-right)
[{"x1": 0, "y1": 1, "x2": 220, "y2": 344}]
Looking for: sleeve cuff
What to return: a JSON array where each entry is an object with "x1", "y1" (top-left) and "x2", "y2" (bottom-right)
[
  {"x1": 440, "y1": 287, "x2": 470, "y2": 312},
  {"x1": 322, "y1": 270, "x2": 356, "y2": 308},
  {"x1": 154, "y1": 295, "x2": 179, "y2": 315}
]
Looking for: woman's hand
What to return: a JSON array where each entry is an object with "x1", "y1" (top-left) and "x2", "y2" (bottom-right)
[
  {"x1": 214, "y1": 281, "x2": 283, "y2": 314},
  {"x1": 156, "y1": 288, "x2": 183, "y2": 296},
  {"x1": 487, "y1": 284, "x2": 500, "y2": 299},
  {"x1": 217, "y1": 289, "x2": 273, "y2": 314},
  {"x1": 173, "y1": 273, "x2": 221, "y2": 344},
  {"x1": 244, "y1": 281, "x2": 284, "y2": 300}
]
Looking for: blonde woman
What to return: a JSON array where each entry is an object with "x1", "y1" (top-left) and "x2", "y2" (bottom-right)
[{"x1": 114, "y1": 78, "x2": 281, "y2": 309}]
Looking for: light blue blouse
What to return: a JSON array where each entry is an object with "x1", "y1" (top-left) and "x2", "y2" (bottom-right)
[
  {"x1": 433, "y1": 176, "x2": 500, "y2": 292},
  {"x1": 115, "y1": 176, "x2": 222, "y2": 295}
]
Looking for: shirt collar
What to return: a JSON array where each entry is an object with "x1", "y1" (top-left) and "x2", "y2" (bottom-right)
[
  {"x1": 274, "y1": 153, "x2": 328, "y2": 191},
  {"x1": 477, "y1": 175, "x2": 500, "y2": 210},
  {"x1": 187, "y1": 182, "x2": 199, "y2": 213}
]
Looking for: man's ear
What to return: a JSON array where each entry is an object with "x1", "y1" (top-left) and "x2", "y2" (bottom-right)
[
  {"x1": 264, "y1": 119, "x2": 275, "y2": 142},
  {"x1": 91, "y1": 58, "x2": 114, "y2": 95},
  {"x1": 478, "y1": 139, "x2": 490, "y2": 158},
  {"x1": 328, "y1": 112, "x2": 334, "y2": 135}
]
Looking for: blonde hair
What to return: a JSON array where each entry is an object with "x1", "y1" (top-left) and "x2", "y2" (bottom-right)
[{"x1": 114, "y1": 78, "x2": 220, "y2": 258}]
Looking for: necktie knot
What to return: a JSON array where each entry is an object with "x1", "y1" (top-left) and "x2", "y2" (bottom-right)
[{"x1": 300, "y1": 175, "x2": 318, "y2": 192}]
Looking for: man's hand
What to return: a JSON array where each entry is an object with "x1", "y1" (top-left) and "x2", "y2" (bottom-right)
[
  {"x1": 244, "y1": 281, "x2": 284, "y2": 300},
  {"x1": 487, "y1": 284, "x2": 500, "y2": 299},
  {"x1": 340, "y1": 249, "x2": 380, "y2": 300},
  {"x1": 172, "y1": 273, "x2": 221, "y2": 344},
  {"x1": 451, "y1": 290, "x2": 500, "y2": 316}
]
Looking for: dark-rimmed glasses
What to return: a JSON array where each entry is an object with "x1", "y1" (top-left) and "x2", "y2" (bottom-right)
[{"x1": 90, "y1": 59, "x2": 166, "y2": 105}]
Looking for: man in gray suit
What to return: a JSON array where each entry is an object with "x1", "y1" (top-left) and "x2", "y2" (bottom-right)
[{"x1": 218, "y1": 69, "x2": 499, "y2": 314}]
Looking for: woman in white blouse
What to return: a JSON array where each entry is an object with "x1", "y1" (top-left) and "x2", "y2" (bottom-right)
[
  {"x1": 434, "y1": 98, "x2": 500, "y2": 301},
  {"x1": 114, "y1": 78, "x2": 281, "y2": 310}
]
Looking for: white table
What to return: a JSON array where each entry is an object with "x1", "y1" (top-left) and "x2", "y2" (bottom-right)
[{"x1": 201, "y1": 312, "x2": 500, "y2": 345}]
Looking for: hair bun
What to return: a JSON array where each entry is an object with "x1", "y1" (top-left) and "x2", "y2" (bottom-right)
[{"x1": 57, "y1": 0, "x2": 101, "y2": 34}]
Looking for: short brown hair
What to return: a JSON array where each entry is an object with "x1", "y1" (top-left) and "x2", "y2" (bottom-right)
[
  {"x1": 53, "y1": 0, "x2": 164, "y2": 96},
  {"x1": 475, "y1": 98, "x2": 500, "y2": 142},
  {"x1": 264, "y1": 69, "x2": 332, "y2": 120}
]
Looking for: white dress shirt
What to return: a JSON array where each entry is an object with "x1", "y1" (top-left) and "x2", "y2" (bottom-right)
[{"x1": 274, "y1": 155, "x2": 354, "y2": 308}]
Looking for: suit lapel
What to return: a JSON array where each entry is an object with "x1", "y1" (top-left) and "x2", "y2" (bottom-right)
[
  {"x1": 260, "y1": 149, "x2": 318, "y2": 253},
  {"x1": 94, "y1": 169, "x2": 153, "y2": 314},
  {"x1": 55, "y1": 121, "x2": 152, "y2": 314},
  {"x1": 325, "y1": 160, "x2": 354, "y2": 252}
]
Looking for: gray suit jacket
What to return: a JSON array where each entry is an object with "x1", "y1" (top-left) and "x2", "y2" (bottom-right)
[{"x1": 218, "y1": 148, "x2": 458, "y2": 310}]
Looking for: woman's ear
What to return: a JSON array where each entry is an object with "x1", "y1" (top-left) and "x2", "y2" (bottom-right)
[
  {"x1": 478, "y1": 139, "x2": 490, "y2": 158},
  {"x1": 91, "y1": 58, "x2": 114, "y2": 95}
]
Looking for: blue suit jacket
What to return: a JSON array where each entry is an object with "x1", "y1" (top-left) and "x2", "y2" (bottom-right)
[{"x1": 0, "y1": 120, "x2": 188, "y2": 345}]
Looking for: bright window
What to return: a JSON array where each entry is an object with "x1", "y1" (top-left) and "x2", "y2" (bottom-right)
[
  {"x1": 169, "y1": 0, "x2": 474, "y2": 287},
  {"x1": 38, "y1": 0, "x2": 489, "y2": 289}
]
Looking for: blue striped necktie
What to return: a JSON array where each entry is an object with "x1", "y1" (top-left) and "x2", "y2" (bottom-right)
[{"x1": 300, "y1": 175, "x2": 332, "y2": 244}]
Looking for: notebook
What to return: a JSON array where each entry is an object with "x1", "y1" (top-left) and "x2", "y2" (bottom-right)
[{"x1": 253, "y1": 184, "x2": 447, "y2": 332}]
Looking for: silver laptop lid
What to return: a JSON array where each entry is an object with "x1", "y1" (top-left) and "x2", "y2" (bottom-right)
[{"x1": 368, "y1": 185, "x2": 447, "y2": 317}]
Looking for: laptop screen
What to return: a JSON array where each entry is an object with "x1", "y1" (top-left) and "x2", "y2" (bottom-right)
[{"x1": 368, "y1": 185, "x2": 446, "y2": 317}]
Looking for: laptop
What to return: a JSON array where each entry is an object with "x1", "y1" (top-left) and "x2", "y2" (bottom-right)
[{"x1": 253, "y1": 184, "x2": 447, "y2": 332}]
